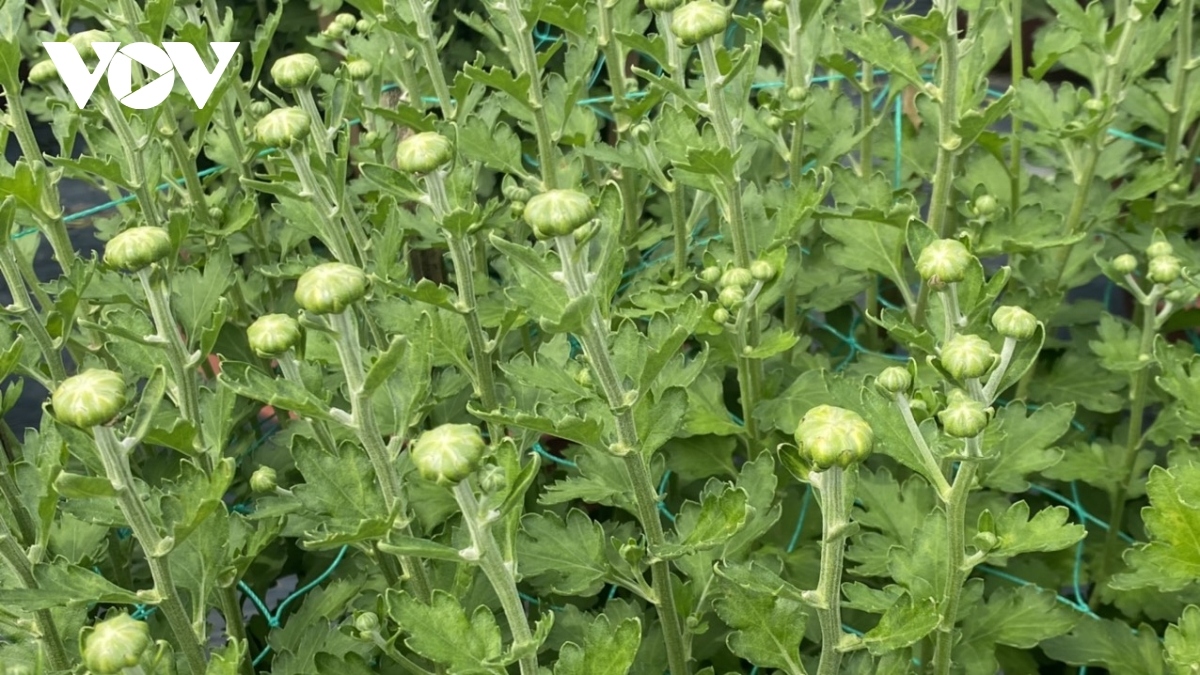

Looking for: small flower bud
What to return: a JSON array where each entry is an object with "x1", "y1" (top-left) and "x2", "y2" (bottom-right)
[
  {"x1": 718, "y1": 285, "x2": 745, "y2": 308},
  {"x1": 712, "y1": 307, "x2": 731, "y2": 324},
  {"x1": 720, "y1": 267, "x2": 753, "y2": 288},
  {"x1": 67, "y1": 30, "x2": 112, "y2": 60},
  {"x1": 699, "y1": 266, "x2": 722, "y2": 285},
  {"x1": 271, "y1": 53, "x2": 321, "y2": 91},
  {"x1": 478, "y1": 464, "x2": 507, "y2": 494},
  {"x1": 764, "y1": 113, "x2": 783, "y2": 131},
  {"x1": 971, "y1": 194, "x2": 997, "y2": 217},
  {"x1": 344, "y1": 59, "x2": 374, "y2": 81},
  {"x1": 53, "y1": 370, "x2": 127, "y2": 429},
  {"x1": 939, "y1": 334, "x2": 998, "y2": 380},
  {"x1": 411, "y1": 424, "x2": 487, "y2": 485},
  {"x1": 876, "y1": 366, "x2": 912, "y2": 395},
  {"x1": 502, "y1": 183, "x2": 531, "y2": 202},
  {"x1": 394, "y1": 131, "x2": 454, "y2": 174},
  {"x1": 335, "y1": 12, "x2": 357, "y2": 29},
  {"x1": 793, "y1": 405, "x2": 875, "y2": 470},
  {"x1": 749, "y1": 260, "x2": 776, "y2": 282},
  {"x1": 645, "y1": 0, "x2": 684, "y2": 11},
  {"x1": 247, "y1": 314, "x2": 301, "y2": 357},
  {"x1": 916, "y1": 239, "x2": 972, "y2": 285},
  {"x1": 1147, "y1": 255, "x2": 1182, "y2": 285},
  {"x1": 356, "y1": 18, "x2": 374, "y2": 33},
  {"x1": 254, "y1": 107, "x2": 311, "y2": 148},
  {"x1": 1112, "y1": 254, "x2": 1138, "y2": 275},
  {"x1": 509, "y1": 201, "x2": 525, "y2": 219},
  {"x1": 29, "y1": 59, "x2": 58, "y2": 86},
  {"x1": 322, "y1": 22, "x2": 346, "y2": 39},
  {"x1": 764, "y1": 0, "x2": 785, "y2": 14},
  {"x1": 786, "y1": 85, "x2": 807, "y2": 101},
  {"x1": 250, "y1": 466, "x2": 278, "y2": 493},
  {"x1": 670, "y1": 0, "x2": 729, "y2": 46},
  {"x1": 104, "y1": 227, "x2": 172, "y2": 272},
  {"x1": 354, "y1": 611, "x2": 379, "y2": 635},
  {"x1": 524, "y1": 189, "x2": 595, "y2": 239},
  {"x1": 937, "y1": 390, "x2": 989, "y2": 438},
  {"x1": 82, "y1": 614, "x2": 151, "y2": 675},
  {"x1": 1146, "y1": 240, "x2": 1174, "y2": 258},
  {"x1": 991, "y1": 306, "x2": 1037, "y2": 340},
  {"x1": 294, "y1": 263, "x2": 368, "y2": 314}
]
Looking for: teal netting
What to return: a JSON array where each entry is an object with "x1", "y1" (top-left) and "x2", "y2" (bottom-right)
[{"x1": 29, "y1": 15, "x2": 1190, "y2": 672}]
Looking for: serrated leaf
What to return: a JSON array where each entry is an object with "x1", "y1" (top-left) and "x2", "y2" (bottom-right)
[
  {"x1": 553, "y1": 613, "x2": 641, "y2": 675},
  {"x1": 658, "y1": 484, "x2": 749, "y2": 559},
  {"x1": 518, "y1": 510, "x2": 610, "y2": 596},
  {"x1": 979, "y1": 402, "x2": 1074, "y2": 491},
  {"x1": 378, "y1": 535, "x2": 464, "y2": 563},
  {"x1": 388, "y1": 590, "x2": 505, "y2": 673},
  {"x1": 0, "y1": 560, "x2": 142, "y2": 609},
  {"x1": 861, "y1": 592, "x2": 940, "y2": 655},
  {"x1": 985, "y1": 502, "x2": 1085, "y2": 564},
  {"x1": 1089, "y1": 314, "x2": 1150, "y2": 373},
  {"x1": 713, "y1": 579, "x2": 807, "y2": 674},
  {"x1": 1042, "y1": 618, "x2": 1164, "y2": 675},
  {"x1": 1165, "y1": 605, "x2": 1200, "y2": 674},
  {"x1": 1112, "y1": 464, "x2": 1200, "y2": 592}
]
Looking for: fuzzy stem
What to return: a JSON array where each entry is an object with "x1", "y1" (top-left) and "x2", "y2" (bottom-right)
[
  {"x1": 669, "y1": 185, "x2": 689, "y2": 280},
  {"x1": 982, "y1": 337, "x2": 1017, "y2": 403},
  {"x1": 163, "y1": 124, "x2": 214, "y2": 229},
  {"x1": 93, "y1": 427, "x2": 207, "y2": 674},
  {"x1": 894, "y1": 394, "x2": 953, "y2": 500},
  {"x1": 98, "y1": 92, "x2": 164, "y2": 228},
  {"x1": 926, "y1": 2, "x2": 960, "y2": 240},
  {"x1": 407, "y1": 0, "x2": 456, "y2": 119},
  {"x1": 0, "y1": 247, "x2": 65, "y2": 384},
  {"x1": 812, "y1": 467, "x2": 849, "y2": 675},
  {"x1": 283, "y1": 148, "x2": 357, "y2": 263},
  {"x1": 554, "y1": 235, "x2": 691, "y2": 675},
  {"x1": 137, "y1": 269, "x2": 206, "y2": 457},
  {"x1": 931, "y1": 453, "x2": 980, "y2": 675},
  {"x1": 501, "y1": 0, "x2": 558, "y2": 189},
  {"x1": 295, "y1": 87, "x2": 334, "y2": 157},
  {"x1": 1008, "y1": 0, "x2": 1024, "y2": 217},
  {"x1": 0, "y1": 520, "x2": 69, "y2": 671},
  {"x1": 217, "y1": 584, "x2": 254, "y2": 675},
  {"x1": 277, "y1": 352, "x2": 340, "y2": 454},
  {"x1": 452, "y1": 481, "x2": 537, "y2": 675}
]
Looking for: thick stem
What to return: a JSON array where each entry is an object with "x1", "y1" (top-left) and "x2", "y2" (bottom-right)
[
  {"x1": 931, "y1": 457, "x2": 979, "y2": 675},
  {"x1": 296, "y1": 87, "x2": 334, "y2": 157},
  {"x1": 982, "y1": 337, "x2": 1017, "y2": 403},
  {"x1": 894, "y1": 394, "x2": 953, "y2": 500},
  {"x1": 137, "y1": 270, "x2": 206, "y2": 455},
  {"x1": 93, "y1": 427, "x2": 207, "y2": 674},
  {"x1": 217, "y1": 584, "x2": 254, "y2": 675},
  {"x1": 669, "y1": 186, "x2": 689, "y2": 280},
  {"x1": 0, "y1": 521, "x2": 69, "y2": 670},
  {"x1": 1008, "y1": 0, "x2": 1024, "y2": 217},
  {"x1": 0, "y1": 248, "x2": 66, "y2": 384},
  {"x1": 98, "y1": 93, "x2": 164, "y2": 228},
  {"x1": 452, "y1": 481, "x2": 537, "y2": 675},
  {"x1": 502, "y1": 0, "x2": 558, "y2": 189},
  {"x1": 278, "y1": 352, "x2": 340, "y2": 454},
  {"x1": 284, "y1": 148, "x2": 357, "y2": 263},
  {"x1": 812, "y1": 467, "x2": 848, "y2": 675},
  {"x1": 163, "y1": 126, "x2": 214, "y2": 229},
  {"x1": 407, "y1": 0, "x2": 456, "y2": 118},
  {"x1": 926, "y1": 3, "x2": 960, "y2": 240},
  {"x1": 554, "y1": 236, "x2": 691, "y2": 675}
]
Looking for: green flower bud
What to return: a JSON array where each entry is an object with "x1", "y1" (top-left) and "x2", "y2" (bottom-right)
[
  {"x1": 354, "y1": 611, "x2": 379, "y2": 635},
  {"x1": 249, "y1": 466, "x2": 277, "y2": 493},
  {"x1": 322, "y1": 22, "x2": 346, "y2": 39},
  {"x1": 524, "y1": 189, "x2": 595, "y2": 239},
  {"x1": 793, "y1": 405, "x2": 874, "y2": 470},
  {"x1": 411, "y1": 423, "x2": 486, "y2": 485},
  {"x1": 750, "y1": 260, "x2": 776, "y2": 282},
  {"x1": 670, "y1": 0, "x2": 729, "y2": 46},
  {"x1": 395, "y1": 131, "x2": 454, "y2": 174},
  {"x1": 502, "y1": 183, "x2": 531, "y2": 203},
  {"x1": 1148, "y1": 255, "x2": 1182, "y2": 284},
  {"x1": 1168, "y1": 182, "x2": 1186, "y2": 195},
  {"x1": 104, "y1": 227, "x2": 172, "y2": 272},
  {"x1": 720, "y1": 267, "x2": 753, "y2": 288},
  {"x1": 786, "y1": 85, "x2": 807, "y2": 101},
  {"x1": 991, "y1": 306, "x2": 1037, "y2": 340},
  {"x1": 294, "y1": 263, "x2": 367, "y2": 315},
  {"x1": 271, "y1": 53, "x2": 321, "y2": 91},
  {"x1": 67, "y1": 30, "x2": 112, "y2": 60},
  {"x1": 1146, "y1": 240, "x2": 1174, "y2": 258},
  {"x1": 699, "y1": 266, "x2": 722, "y2": 285},
  {"x1": 248, "y1": 314, "x2": 301, "y2": 357},
  {"x1": 248, "y1": 100, "x2": 272, "y2": 118},
  {"x1": 876, "y1": 366, "x2": 912, "y2": 395},
  {"x1": 1112, "y1": 254, "x2": 1138, "y2": 275},
  {"x1": 645, "y1": 0, "x2": 684, "y2": 12},
  {"x1": 937, "y1": 390, "x2": 989, "y2": 438},
  {"x1": 509, "y1": 201, "x2": 525, "y2": 219},
  {"x1": 971, "y1": 194, "x2": 997, "y2": 217},
  {"x1": 764, "y1": 0, "x2": 785, "y2": 14},
  {"x1": 1083, "y1": 97, "x2": 1105, "y2": 112},
  {"x1": 478, "y1": 464, "x2": 507, "y2": 494},
  {"x1": 764, "y1": 113, "x2": 784, "y2": 131},
  {"x1": 52, "y1": 369, "x2": 127, "y2": 429},
  {"x1": 712, "y1": 307, "x2": 731, "y2": 324},
  {"x1": 718, "y1": 285, "x2": 745, "y2": 308},
  {"x1": 82, "y1": 614, "x2": 151, "y2": 675},
  {"x1": 29, "y1": 59, "x2": 58, "y2": 86},
  {"x1": 335, "y1": 12, "x2": 357, "y2": 29},
  {"x1": 939, "y1": 333, "x2": 997, "y2": 380},
  {"x1": 345, "y1": 59, "x2": 374, "y2": 81},
  {"x1": 356, "y1": 18, "x2": 374, "y2": 33},
  {"x1": 254, "y1": 106, "x2": 311, "y2": 148},
  {"x1": 916, "y1": 239, "x2": 972, "y2": 285}
]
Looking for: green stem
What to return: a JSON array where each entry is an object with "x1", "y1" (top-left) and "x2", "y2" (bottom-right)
[
  {"x1": 0, "y1": 521, "x2": 69, "y2": 671},
  {"x1": 137, "y1": 269, "x2": 206, "y2": 456},
  {"x1": 217, "y1": 584, "x2": 254, "y2": 675},
  {"x1": 163, "y1": 124, "x2": 214, "y2": 229},
  {"x1": 926, "y1": 5, "x2": 960, "y2": 240},
  {"x1": 554, "y1": 235, "x2": 691, "y2": 675},
  {"x1": 278, "y1": 352, "x2": 340, "y2": 454},
  {"x1": 452, "y1": 481, "x2": 538, "y2": 675},
  {"x1": 296, "y1": 87, "x2": 334, "y2": 157},
  {"x1": 931, "y1": 456, "x2": 979, "y2": 675},
  {"x1": 93, "y1": 427, "x2": 208, "y2": 675},
  {"x1": 669, "y1": 185, "x2": 689, "y2": 280},
  {"x1": 1154, "y1": 0, "x2": 1194, "y2": 219},
  {"x1": 0, "y1": 248, "x2": 66, "y2": 384},
  {"x1": 502, "y1": 0, "x2": 558, "y2": 189},
  {"x1": 284, "y1": 148, "x2": 357, "y2": 263},
  {"x1": 1008, "y1": 0, "x2": 1024, "y2": 217},
  {"x1": 894, "y1": 394, "x2": 953, "y2": 500},
  {"x1": 407, "y1": 0, "x2": 456, "y2": 119},
  {"x1": 98, "y1": 92, "x2": 164, "y2": 228},
  {"x1": 813, "y1": 466, "x2": 849, "y2": 675}
]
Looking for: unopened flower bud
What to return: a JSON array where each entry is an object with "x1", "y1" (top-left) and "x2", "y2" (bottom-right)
[
  {"x1": 82, "y1": 614, "x2": 151, "y2": 674},
  {"x1": 250, "y1": 466, "x2": 278, "y2": 493},
  {"x1": 917, "y1": 239, "x2": 972, "y2": 286},
  {"x1": 1147, "y1": 255, "x2": 1182, "y2": 284},
  {"x1": 104, "y1": 227, "x2": 172, "y2": 272},
  {"x1": 502, "y1": 183, "x2": 531, "y2": 203},
  {"x1": 254, "y1": 107, "x2": 311, "y2": 148},
  {"x1": 67, "y1": 30, "x2": 112, "y2": 60},
  {"x1": 712, "y1": 307, "x2": 731, "y2": 324},
  {"x1": 335, "y1": 12, "x2": 357, "y2": 29},
  {"x1": 411, "y1": 424, "x2": 486, "y2": 485},
  {"x1": 395, "y1": 131, "x2": 454, "y2": 174},
  {"x1": 940, "y1": 334, "x2": 998, "y2": 380},
  {"x1": 29, "y1": 59, "x2": 58, "y2": 85},
  {"x1": 720, "y1": 267, "x2": 753, "y2": 288},
  {"x1": 670, "y1": 0, "x2": 729, "y2": 46},
  {"x1": 786, "y1": 85, "x2": 807, "y2": 101},
  {"x1": 345, "y1": 59, "x2": 374, "y2": 81},
  {"x1": 524, "y1": 189, "x2": 595, "y2": 239},
  {"x1": 645, "y1": 0, "x2": 684, "y2": 11},
  {"x1": 718, "y1": 285, "x2": 745, "y2": 308},
  {"x1": 793, "y1": 405, "x2": 874, "y2": 470},
  {"x1": 937, "y1": 390, "x2": 989, "y2": 438},
  {"x1": 247, "y1": 314, "x2": 301, "y2": 357},
  {"x1": 271, "y1": 53, "x2": 321, "y2": 91},
  {"x1": 876, "y1": 366, "x2": 912, "y2": 394},
  {"x1": 478, "y1": 464, "x2": 507, "y2": 494},
  {"x1": 971, "y1": 194, "x2": 998, "y2": 217},
  {"x1": 991, "y1": 306, "x2": 1037, "y2": 340},
  {"x1": 354, "y1": 611, "x2": 379, "y2": 635},
  {"x1": 1146, "y1": 240, "x2": 1174, "y2": 258},
  {"x1": 53, "y1": 370, "x2": 127, "y2": 429},
  {"x1": 699, "y1": 266, "x2": 722, "y2": 285},
  {"x1": 764, "y1": 0, "x2": 785, "y2": 14},
  {"x1": 322, "y1": 22, "x2": 346, "y2": 39},
  {"x1": 356, "y1": 18, "x2": 374, "y2": 33},
  {"x1": 750, "y1": 260, "x2": 776, "y2": 282},
  {"x1": 294, "y1": 263, "x2": 367, "y2": 314},
  {"x1": 1112, "y1": 254, "x2": 1138, "y2": 275}
]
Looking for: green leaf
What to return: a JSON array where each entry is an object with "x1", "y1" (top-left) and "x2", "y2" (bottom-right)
[
  {"x1": 377, "y1": 535, "x2": 464, "y2": 563},
  {"x1": 1165, "y1": 605, "x2": 1200, "y2": 674},
  {"x1": 984, "y1": 502, "x2": 1085, "y2": 564},
  {"x1": 861, "y1": 592, "x2": 940, "y2": 655},
  {"x1": 1112, "y1": 464, "x2": 1200, "y2": 592},
  {"x1": 540, "y1": 446, "x2": 635, "y2": 513},
  {"x1": 53, "y1": 472, "x2": 115, "y2": 499},
  {"x1": 957, "y1": 585, "x2": 1079, "y2": 672},
  {"x1": 821, "y1": 220, "x2": 909, "y2": 292},
  {"x1": 713, "y1": 577, "x2": 808, "y2": 674},
  {"x1": 659, "y1": 484, "x2": 749, "y2": 559},
  {"x1": 1027, "y1": 351, "x2": 1126, "y2": 414},
  {"x1": 218, "y1": 363, "x2": 334, "y2": 421},
  {"x1": 291, "y1": 437, "x2": 389, "y2": 542},
  {"x1": 1042, "y1": 618, "x2": 1164, "y2": 675},
  {"x1": 979, "y1": 402, "x2": 1075, "y2": 491},
  {"x1": 363, "y1": 336, "x2": 407, "y2": 394},
  {"x1": 1089, "y1": 314, "x2": 1150, "y2": 373},
  {"x1": 553, "y1": 613, "x2": 641, "y2": 675},
  {"x1": 712, "y1": 560, "x2": 806, "y2": 604},
  {"x1": 458, "y1": 117, "x2": 527, "y2": 177},
  {"x1": 518, "y1": 510, "x2": 610, "y2": 596},
  {"x1": 387, "y1": 590, "x2": 505, "y2": 673},
  {"x1": 0, "y1": 560, "x2": 142, "y2": 609},
  {"x1": 172, "y1": 248, "x2": 234, "y2": 341}
]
